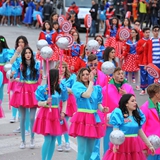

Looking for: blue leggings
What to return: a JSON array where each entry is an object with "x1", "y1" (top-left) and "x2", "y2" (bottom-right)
[
  {"x1": 77, "y1": 136, "x2": 95, "y2": 160},
  {"x1": 148, "y1": 154, "x2": 160, "y2": 160},
  {"x1": 57, "y1": 116, "x2": 69, "y2": 145},
  {"x1": 90, "y1": 139, "x2": 100, "y2": 160},
  {"x1": 42, "y1": 135, "x2": 56, "y2": 160},
  {"x1": 0, "y1": 84, "x2": 4, "y2": 101},
  {"x1": 19, "y1": 106, "x2": 36, "y2": 142}
]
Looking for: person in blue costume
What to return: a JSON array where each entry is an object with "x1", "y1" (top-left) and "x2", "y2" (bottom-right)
[
  {"x1": 0, "y1": 0, "x2": 12, "y2": 25},
  {"x1": 55, "y1": 61, "x2": 77, "y2": 152},
  {"x1": 10, "y1": 0, "x2": 22, "y2": 26},
  {"x1": 103, "y1": 94, "x2": 155, "y2": 160},
  {"x1": 23, "y1": 0, "x2": 35, "y2": 26},
  {"x1": 9, "y1": 36, "x2": 30, "y2": 135},
  {"x1": 69, "y1": 67, "x2": 109, "y2": 160},
  {"x1": 10, "y1": 46, "x2": 42, "y2": 149},
  {"x1": 33, "y1": 69, "x2": 68, "y2": 160},
  {"x1": 94, "y1": 35, "x2": 105, "y2": 62},
  {"x1": 0, "y1": 35, "x2": 14, "y2": 118}
]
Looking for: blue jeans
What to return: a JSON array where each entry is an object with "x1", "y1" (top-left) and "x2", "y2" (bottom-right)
[
  {"x1": 89, "y1": 20, "x2": 96, "y2": 36},
  {"x1": 151, "y1": 16, "x2": 158, "y2": 26}
]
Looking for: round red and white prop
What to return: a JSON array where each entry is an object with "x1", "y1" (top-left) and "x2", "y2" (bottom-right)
[
  {"x1": 146, "y1": 63, "x2": 160, "y2": 79},
  {"x1": 63, "y1": 33, "x2": 74, "y2": 48},
  {"x1": 36, "y1": 14, "x2": 43, "y2": 26},
  {"x1": 84, "y1": 14, "x2": 92, "y2": 28},
  {"x1": 119, "y1": 28, "x2": 130, "y2": 40},
  {"x1": 61, "y1": 21, "x2": 72, "y2": 33},
  {"x1": 125, "y1": 11, "x2": 131, "y2": 19},
  {"x1": 58, "y1": 15, "x2": 66, "y2": 26}
]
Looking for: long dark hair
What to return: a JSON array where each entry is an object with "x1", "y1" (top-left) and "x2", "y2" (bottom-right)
[
  {"x1": 0, "y1": 35, "x2": 9, "y2": 53},
  {"x1": 111, "y1": 17, "x2": 119, "y2": 30},
  {"x1": 42, "y1": 20, "x2": 52, "y2": 31},
  {"x1": 122, "y1": 18, "x2": 131, "y2": 29},
  {"x1": 119, "y1": 94, "x2": 142, "y2": 126},
  {"x1": 49, "y1": 69, "x2": 61, "y2": 94},
  {"x1": 21, "y1": 47, "x2": 37, "y2": 80},
  {"x1": 103, "y1": 47, "x2": 117, "y2": 65},
  {"x1": 15, "y1": 35, "x2": 28, "y2": 49}
]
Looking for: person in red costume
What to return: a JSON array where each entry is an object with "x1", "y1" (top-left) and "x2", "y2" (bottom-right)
[{"x1": 67, "y1": 1, "x2": 79, "y2": 17}]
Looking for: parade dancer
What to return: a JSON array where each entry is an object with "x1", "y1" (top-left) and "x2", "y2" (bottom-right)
[
  {"x1": 10, "y1": 46, "x2": 42, "y2": 149},
  {"x1": 103, "y1": 94, "x2": 155, "y2": 160},
  {"x1": 33, "y1": 69, "x2": 68, "y2": 160},
  {"x1": 69, "y1": 67, "x2": 108, "y2": 160},
  {"x1": 56, "y1": 61, "x2": 77, "y2": 152}
]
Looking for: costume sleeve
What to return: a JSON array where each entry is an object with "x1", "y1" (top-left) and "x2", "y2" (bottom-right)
[
  {"x1": 60, "y1": 81, "x2": 68, "y2": 101},
  {"x1": 3, "y1": 49, "x2": 15, "y2": 62},
  {"x1": 136, "y1": 40, "x2": 144, "y2": 55},
  {"x1": 71, "y1": 81, "x2": 86, "y2": 99},
  {"x1": 11, "y1": 60, "x2": 20, "y2": 78},
  {"x1": 138, "y1": 109, "x2": 146, "y2": 128},
  {"x1": 68, "y1": 74, "x2": 77, "y2": 88},
  {"x1": 35, "y1": 85, "x2": 48, "y2": 101},
  {"x1": 96, "y1": 85, "x2": 103, "y2": 104},
  {"x1": 38, "y1": 31, "x2": 45, "y2": 40},
  {"x1": 109, "y1": 108, "x2": 124, "y2": 128},
  {"x1": 122, "y1": 42, "x2": 130, "y2": 57}
]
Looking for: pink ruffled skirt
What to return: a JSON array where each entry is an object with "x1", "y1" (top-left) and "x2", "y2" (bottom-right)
[
  {"x1": 103, "y1": 136, "x2": 146, "y2": 160},
  {"x1": 10, "y1": 82, "x2": 38, "y2": 108},
  {"x1": 69, "y1": 112, "x2": 105, "y2": 138},
  {"x1": 33, "y1": 107, "x2": 68, "y2": 136}
]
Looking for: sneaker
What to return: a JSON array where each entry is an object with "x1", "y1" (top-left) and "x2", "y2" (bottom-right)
[
  {"x1": 136, "y1": 86, "x2": 141, "y2": 91},
  {"x1": 139, "y1": 90, "x2": 146, "y2": 96},
  {"x1": 13, "y1": 127, "x2": 21, "y2": 133},
  {"x1": 10, "y1": 117, "x2": 16, "y2": 123},
  {"x1": 132, "y1": 79, "x2": 136, "y2": 83},
  {"x1": 29, "y1": 139, "x2": 35, "y2": 149},
  {"x1": 64, "y1": 143, "x2": 71, "y2": 152},
  {"x1": 25, "y1": 131, "x2": 30, "y2": 136},
  {"x1": 57, "y1": 145, "x2": 63, "y2": 152},
  {"x1": 19, "y1": 142, "x2": 26, "y2": 149}
]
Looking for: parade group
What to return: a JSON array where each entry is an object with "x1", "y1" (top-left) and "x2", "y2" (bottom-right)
[{"x1": 1, "y1": 0, "x2": 160, "y2": 160}]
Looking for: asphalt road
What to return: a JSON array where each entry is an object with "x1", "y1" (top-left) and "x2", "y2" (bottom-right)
[{"x1": 0, "y1": 25, "x2": 149, "y2": 160}]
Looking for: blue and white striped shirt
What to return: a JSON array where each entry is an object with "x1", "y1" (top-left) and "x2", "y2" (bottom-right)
[{"x1": 152, "y1": 38, "x2": 160, "y2": 64}]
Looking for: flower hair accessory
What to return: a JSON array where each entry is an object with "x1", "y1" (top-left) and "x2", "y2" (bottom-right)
[{"x1": 0, "y1": 38, "x2": 5, "y2": 42}]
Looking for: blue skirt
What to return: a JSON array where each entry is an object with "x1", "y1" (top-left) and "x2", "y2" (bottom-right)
[
  {"x1": 23, "y1": 6, "x2": 33, "y2": 24},
  {"x1": 11, "y1": 6, "x2": 22, "y2": 16}
]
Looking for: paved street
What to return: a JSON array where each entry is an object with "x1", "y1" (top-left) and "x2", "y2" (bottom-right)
[{"x1": 0, "y1": 25, "x2": 148, "y2": 160}]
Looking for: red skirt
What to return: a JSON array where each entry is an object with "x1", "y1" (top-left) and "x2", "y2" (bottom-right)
[
  {"x1": 69, "y1": 112, "x2": 105, "y2": 138},
  {"x1": 10, "y1": 82, "x2": 38, "y2": 108},
  {"x1": 33, "y1": 107, "x2": 68, "y2": 136},
  {"x1": 103, "y1": 136, "x2": 146, "y2": 160},
  {"x1": 122, "y1": 54, "x2": 139, "y2": 72}
]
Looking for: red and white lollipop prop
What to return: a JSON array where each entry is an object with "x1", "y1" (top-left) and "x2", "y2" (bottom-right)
[
  {"x1": 36, "y1": 14, "x2": 43, "y2": 27},
  {"x1": 84, "y1": 14, "x2": 92, "y2": 44},
  {"x1": 61, "y1": 21, "x2": 72, "y2": 33},
  {"x1": 119, "y1": 28, "x2": 130, "y2": 41},
  {"x1": 58, "y1": 15, "x2": 66, "y2": 26},
  {"x1": 63, "y1": 33, "x2": 74, "y2": 48},
  {"x1": 146, "y1": 63, "x2": 160, "y2": 79}
]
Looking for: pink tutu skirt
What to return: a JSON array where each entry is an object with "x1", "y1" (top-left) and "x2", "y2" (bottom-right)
[
  {"x1": 60, "y1": 94, "x2": 77, "y2": 117},
  {"x1": 7, "y1": 81, "x2": 18, "y2": 92},
  {"x1": 10, "y1": 82, "x2": 38, "y2": 108},
  {"x1": 0, "y1": 65, "x2": 8, "y2": 84},
  {"x1": 33, "y1": 107, "x2": 68, "y2": 136},
  {"x1": 69, "y1": 112, "x2": 105, "y2": 138},
  {"x1": 103, "y1": 136, "x2": 146, "y2": 160}
]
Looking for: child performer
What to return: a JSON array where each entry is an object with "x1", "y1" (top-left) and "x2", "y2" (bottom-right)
[
  {"x1": 10, "y1": 46, "x2": 42, "y2": 149},
  {"x1": 141, "y1": 84, "x2": 160, "y2": 160},
  {"x1": 33, "y1": 69, "x2": 68, "y2": 160},
  {"x1": 103, "y1": 94, "x2": 155, "y2": 160},
  {"x1": 0, "y1": 35, "x2": 14, "y2": 118},
  {"x1": 69, "y1": 67, "x2": 108, "y2": 160}
]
